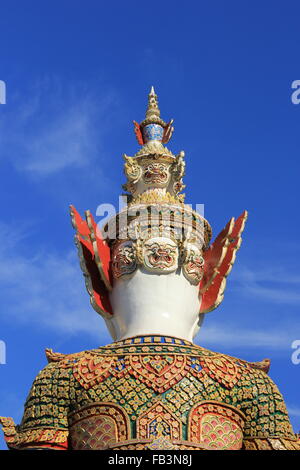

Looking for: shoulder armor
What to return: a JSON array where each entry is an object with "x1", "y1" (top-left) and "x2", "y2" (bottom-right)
[
  {"x1": 45, "y1": 348, "x2": 86, "y2": 364},
  {"x1": 199, "y1": 352, "x2": 270, "y2": 389},
  {"x1": 45, "y1": 348, "x2": 67, "y2": 363},
  {"x1": 0, "y1": 417, "x2": 17, "y2": 449},
  {"x1": 245, "y1": 358, "x2": 271, "y2": 374},
  {"x1": 200, "y1": 354, "x2": 243, "y2": 389}
]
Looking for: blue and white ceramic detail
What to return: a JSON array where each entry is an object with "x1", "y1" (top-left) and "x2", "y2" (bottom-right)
[{"x1": 142, "y1": 124, "x2": 164, "y2": 142}]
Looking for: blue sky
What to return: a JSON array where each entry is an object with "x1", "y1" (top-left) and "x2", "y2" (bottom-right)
[{"x1": 0, "y1": 1, "x2": 300, "y2": 449}]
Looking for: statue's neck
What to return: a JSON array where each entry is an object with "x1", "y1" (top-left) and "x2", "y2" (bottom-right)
[
  {"x1": 105, "y1": 305, "x2": 204, "y2": 344},
  {"x1": 106, "y1": 269, "x2": 204, "y2": 343},
  {"x1": 106, "y1": 315, "x2": 203, "y2": 343}
]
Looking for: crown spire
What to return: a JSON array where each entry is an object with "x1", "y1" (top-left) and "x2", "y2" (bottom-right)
[
  {"x1": 145, "y1": 86, "x2": 160, "y2": 121},
  {"x1": 133, "y1": 88, "x2": 174, "y2": 145}
]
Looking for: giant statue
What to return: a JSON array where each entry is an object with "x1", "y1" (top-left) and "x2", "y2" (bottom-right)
[{"x1": 1, "y1": 89, "x2": 299, "y2": 450}]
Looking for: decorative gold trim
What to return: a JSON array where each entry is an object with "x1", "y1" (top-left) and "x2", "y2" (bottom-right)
[
  {"x1": 130, "y1": 190, "x2": 183, "y2": 205},
  {"x1": 108, "y1": 438, "x2": 213, "y2": 450},
  {"x1": 133, "y1": 141, "x2": 175, "y2": 160},
  {"x1": 187, "y1": 400, "x2": 247, "y2": 426}
]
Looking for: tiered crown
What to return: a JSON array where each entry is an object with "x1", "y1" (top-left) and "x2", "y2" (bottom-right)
[{"x1": 133, "y1": 86, "x2": 174, "y2": 146}]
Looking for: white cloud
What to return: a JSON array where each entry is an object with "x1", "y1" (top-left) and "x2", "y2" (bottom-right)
[
  {"x1": 0, "y1": 78, "x2": 116, "y2": 178},
  {"x1": 288, "y1": 406, "x2": 300, "y2": 418},
  {"x1": 21, "y1": 104, "x2": 95, "y2": 175},
  {"x1": 232, "y1": 266, "x2": 300, "y2": 285},
  {"x1": 230, "y1": 264, "x2": 300, "y2": 305},
  {"x1": 198, "y1": 322, "x2": 297, "y2": 351},
  {"x1": 0, "y1": 222, "x2": 105, "y2": 338},
  {"x1": 240, "y1": 284, "x2": 300, "y2": 304}
]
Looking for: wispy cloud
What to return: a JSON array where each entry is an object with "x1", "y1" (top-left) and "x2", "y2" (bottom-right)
[
  {"x1": 198, "y1": 322, "x2": 297, "y2": 351},
  {"x1": 21, "y1": 102, "x2": 96, "y2": 176},
  {"x1": 230, "y1": 264, "x2": 300, "y2": 305},
  {"x1": 0, "y1": 77, "x2": 117, "y2": 179},
  {"x1": 288, "y1": 406, "x2": 300, "y2": 418},
  {"x1": 0, "y1": 222, "x2": 104, "y2": 338},
  {"x1": 232, "y1": 266, "x2": 300, "y2": 285}
]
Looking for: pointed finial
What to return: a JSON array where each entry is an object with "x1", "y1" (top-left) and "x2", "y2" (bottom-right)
[
  {"x1": 145, "y1": 86, "x2": 160, "y2": 120},
  {"x1": 136, "y1": 87, "x2": 174, "y2": 144}
]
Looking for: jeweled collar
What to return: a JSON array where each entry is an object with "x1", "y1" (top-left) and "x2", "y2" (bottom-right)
[{"x1": 105, "y1": 335, "x2": 194, "y2": 348}]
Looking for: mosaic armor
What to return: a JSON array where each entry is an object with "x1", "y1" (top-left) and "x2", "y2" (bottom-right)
[{"x1": 1, "y1": 336, "x2": 299, "y2": 450}]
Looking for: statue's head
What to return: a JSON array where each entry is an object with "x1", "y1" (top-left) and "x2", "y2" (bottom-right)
[
  {"x1": 71, "y1": 87, "x2": 247, "y2": 344},
  {"x1": 97, "y1": 86, "x2": 211, "y2": 342},
  {"x1": 104, "y1": 203, "x2": 210, "y2": 342}
]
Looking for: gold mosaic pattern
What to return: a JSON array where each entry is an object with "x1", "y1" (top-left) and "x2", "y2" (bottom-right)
[
  {"x1": 188, "y1": 402, "x2": 245, "y2": 450},
  {"x1": 1, "y1": 337, "x2": 297, "y2": 449},
  {"x1": 69, "y1": 402, "x2": 130, "y2": 450}
]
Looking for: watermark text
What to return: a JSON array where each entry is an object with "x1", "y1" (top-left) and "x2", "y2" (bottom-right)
[
  {"x1": 291, "y1": 340, "x2": 300, "y2": 365},
  {"x1": 0, "y1": 340, "x2": 6, "y2": 364},
  {"x1": 291, "y1": 80, "x2": 300, "y2": 104},
  {"x1": 0, "y1": 80, "x2": 6, "y2": 104}
]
